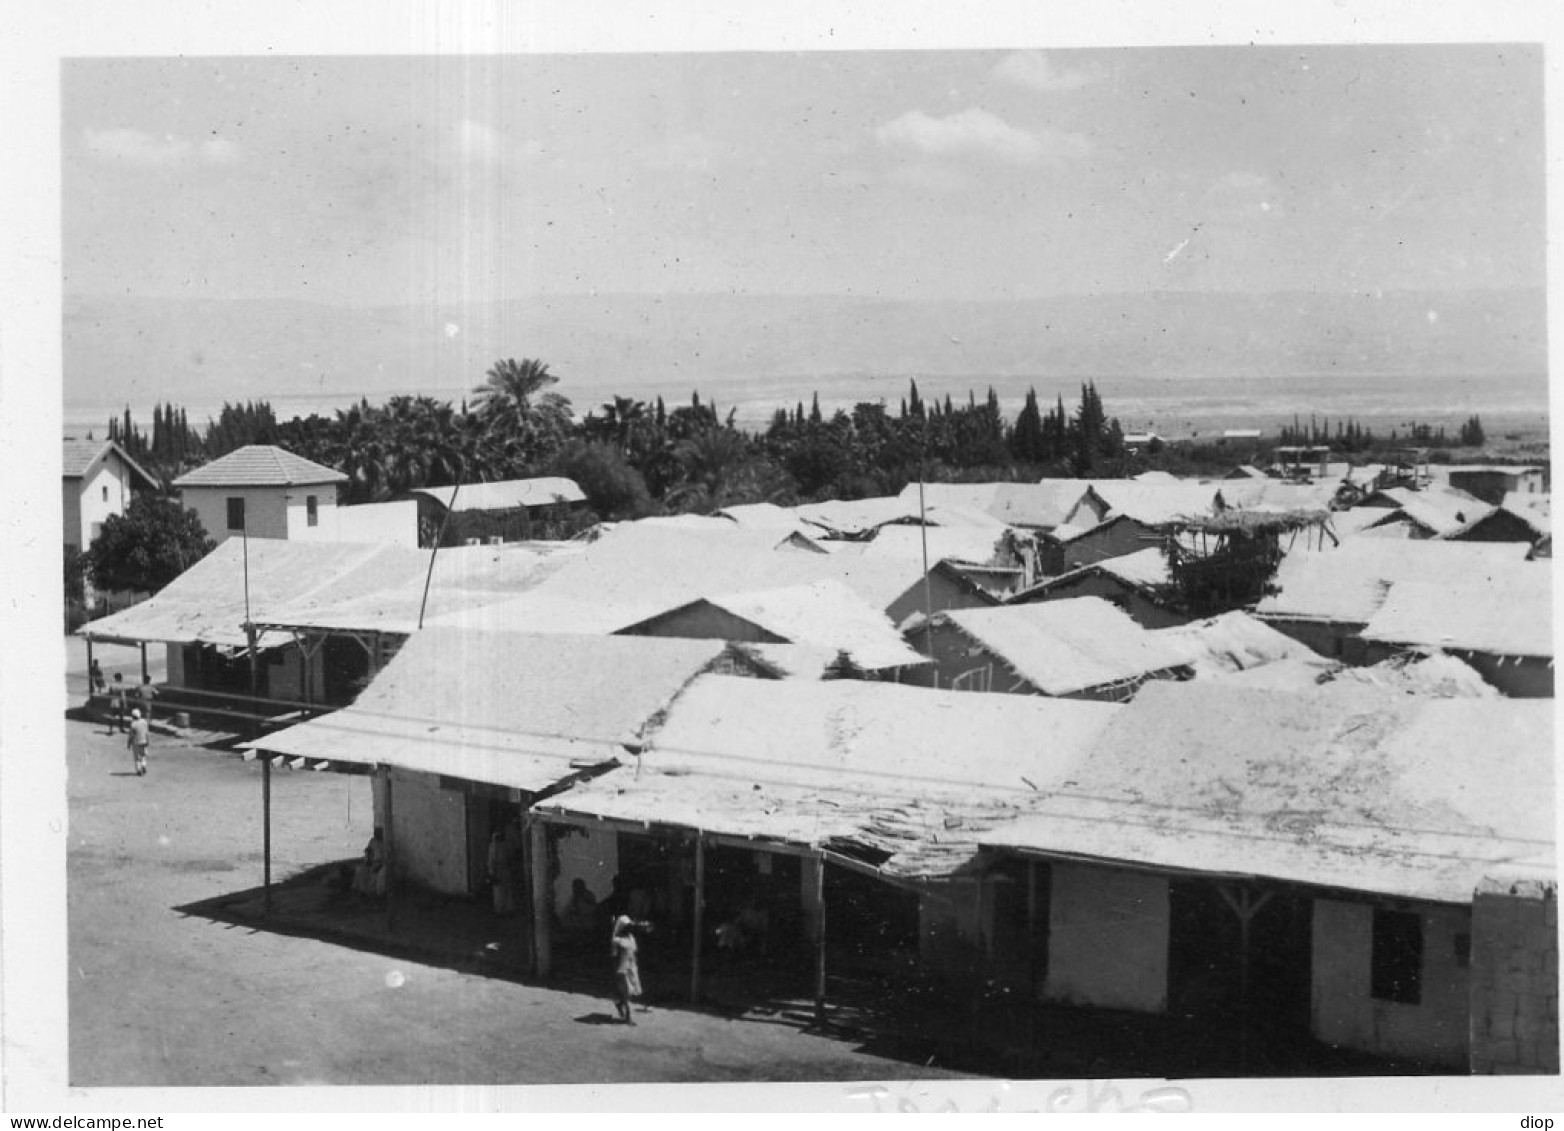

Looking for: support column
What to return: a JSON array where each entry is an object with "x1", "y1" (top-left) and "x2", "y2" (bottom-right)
[
  {"x1": 529, "y1": 819, "x2": 552, "y2": 978},
  {"x1": 1216, "y1": 884, "x2": 1272, "y2": 1074},
  {"x1": 383, "y1": 765, "x2": 397, "y2": 931},
  {"x1": 247, "y1": 621, "x2": 271, "y2": 917},
  {"x1": 810, "y1": 854, "x2": 827, "y2": 1024},
  {"x1": 690, "y1": 832, "x2": 706, "y2": 1003},
  {"x1": 1026, "y1": 859, "x2": 1039, "y2": 1055},
  {"x1": 139, "y1": 641, "x2": 149, "y2": 683}
]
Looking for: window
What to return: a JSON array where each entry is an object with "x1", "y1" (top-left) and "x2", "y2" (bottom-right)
[
  {"x1": 1371, "y1": 908, "x2": 1423, "y2": 1004},
  {"x1": 226, "y1": 497, "x2": 245, "y2": 532},
  {"x1": 101, "y1": 485, "x2": 109, "y2": 502},
  {"x1": 306, "y1": 495, "x2": 319, "y2": 527},
  {"x1": 952, "y1": 665, "x2": 993, "y2": 692}
]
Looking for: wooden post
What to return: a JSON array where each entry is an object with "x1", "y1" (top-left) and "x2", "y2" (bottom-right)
[
  {"x1": 690, "y1": 832, "x2": 705, "y2": 1003},
  {"x1": 1026, "y1": 859, "x2": 1039, "y2": 1057},
  {"x1": 813, "y1": 854, "x2": 827, "y2": 1025},
  {"x1": 246, "y1": 621, "x2": 271, "y2": 916},
  {"x1": 139, "y1": 641, "x2": 149, "y2": 683},
  {"x1": 383, "y1": 766, "x2": 396, "y2": 931},
  {"x1": 1216, "y1": 884, "x2": 1272, "y2": 1075},
  {"x1": 529, "y1": 818, "x2": 552, "y2": 978}
]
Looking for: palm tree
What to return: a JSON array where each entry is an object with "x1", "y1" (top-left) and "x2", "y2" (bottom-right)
[
  {"x1": 472, "y1": 358, "x2": 573, "y2": 467},
  {"x1": 666, "y1": 428, "x2": 752, "y2": 512}
]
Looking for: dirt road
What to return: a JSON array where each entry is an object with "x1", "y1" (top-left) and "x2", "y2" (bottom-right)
[{"x1": 66, "y1": 715, "x2": 973, "y2": 1089}]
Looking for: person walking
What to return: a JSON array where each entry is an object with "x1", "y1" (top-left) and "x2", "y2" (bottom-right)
[
  {"x1": 135, "y1": 675, "x2": 158, "y2": 723},
  {"x1": 610, "y1": 915, "x2": 648, "y2": 1024},
  {"x1": 126, "y1": 708, "x2": 150, "y2": 776}
]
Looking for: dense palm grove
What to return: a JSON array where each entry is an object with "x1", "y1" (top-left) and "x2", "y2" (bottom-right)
[
  {"x1": 96, "y1": 359, "x2": 1507, "y2": 530},
  {"x1": 98, "y1": 361, "x2": 1133, "y2": 519}
]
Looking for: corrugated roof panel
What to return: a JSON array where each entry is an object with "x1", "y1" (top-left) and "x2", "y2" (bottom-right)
[
  {"x1": 246, "y1": 630, "x2": 733, "y2": 791},
  {"x1": 936, "y1": 598, "x2": 1191, "y2": 695},
  {"x1": 539, "y1": 676, "x2": 1120, "y2": 877},
  {"x1": 981, "y1": 682, "x2": 1553, "y2": 903}
]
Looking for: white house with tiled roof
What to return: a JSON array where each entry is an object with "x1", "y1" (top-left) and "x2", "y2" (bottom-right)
[
  {"x1": 62, "y1": 438, "x2": 159, "y2": 555},
  {"x1": 173, "y1": 444, "x2": 348, "y2": 545}
]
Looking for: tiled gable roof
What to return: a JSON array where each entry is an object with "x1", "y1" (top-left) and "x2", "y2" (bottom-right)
[
  {"x1": 172, "y1": 445, "x2": 348, "y2": 488},
  {"x1": 62, "y1": 438, "x2": 158, "y2": 487}
]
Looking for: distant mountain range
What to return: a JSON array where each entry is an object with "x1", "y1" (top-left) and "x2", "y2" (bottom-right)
[{"x1": 64, "y1": 288, "x2": 1546, "y2": 420}]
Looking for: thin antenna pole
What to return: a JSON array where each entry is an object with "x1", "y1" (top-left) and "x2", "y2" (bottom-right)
[
  {"x1": 417, "y1": 474, "x2": 464, "y2": 631},
  {"x1": 242, "y1": 516, "x2": 271, "y2": 915},
  {"x1": 918, "y1": 403, "x2": 935, "y2": 660}
]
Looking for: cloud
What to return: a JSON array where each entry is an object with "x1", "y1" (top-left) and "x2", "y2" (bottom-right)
[
  {"x1": 993, "y1": 52, "x2": 1094, "y2": 92},
  {"x1": 83, "y1": 127, "x2": 241, "y2": 168},
  {"x1": 877, "y1": 108, "x2": 1085, "y2": 166},
  {"x1": 454, "y1": 118, "x2": 502, "y2": 165}
]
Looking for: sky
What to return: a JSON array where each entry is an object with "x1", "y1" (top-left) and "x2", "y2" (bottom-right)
[{"x1": 62, "y1": 44, "x2": 1545, "y2": 308}]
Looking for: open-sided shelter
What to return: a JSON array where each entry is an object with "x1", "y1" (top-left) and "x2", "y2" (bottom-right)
[
  {"x1": 530, "y1": 675, "x2": 1119, "y2": 1011},
  {"x1": 78, "y1": 537, "x2": 578, "y2": 711},
  {"x1": 977, "y1": 681, "x2": 1555, "y2": 1073},
  {"x1": 246, "y1": 629, "x2": 759, "y2": 908}
]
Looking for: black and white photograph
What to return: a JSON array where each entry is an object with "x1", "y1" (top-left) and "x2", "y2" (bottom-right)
[{"x1": 3, "y1": 0, "x2": 1561, "y2": 1116}]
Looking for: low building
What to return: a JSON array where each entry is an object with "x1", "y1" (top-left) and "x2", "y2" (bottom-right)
[
  {"x1": 530, "y1": 675, "x2": 1120, "y2": 1003},
  {"x1": 248, "y1": 630, "x2": 763, "y2": 904},
  {"x1": 615, "y1": 579, "x2": 930, "y2": 676},
  {"x1": 1357, "y1": 567, "x2": 1553, "y2": 697},
  {"x1": 978, "y1": 681, "x2": 1555, "y2": 1074},
  {"x1": 1446, "y1": 466, "x2": 1547, "y2": 506},
  {"x1": 1009, "y1": 547, "x2": 1190, "y2": 629},
  {"x1": 902, "y1": 597, "x2": 1192, "y2": 699},
  {"x1": 62, "y1": 437, "x2": 159, "y2": 557},
  {"x1": 434, "y1": 522, "x2": 1000, "y2": 638},
  {"x1": 77, "y1": 537, "x2": 579, "y2": 710},
  {"x1": 1254, "y1": 539, "x2": 1533, "y2": 661},
  {"x1": 173, "y1": 445, "x2": 348, "y2": 545},
  {"x1": 412, "y1": 478, "x2": 587, "y2": 546},
  {"x1": 1041, "y1": 513, "x2": 1165, "y2": 574},
  {"x1": 895, "y1": 481, "x2": 1098, "y2": 533},
  {"x1": 1153, "y1": 610, "x2": 1321, "y2": 679},
  {"x1": 1351, "y1": 485, "x2": 1495, "y2": 540},
  {"x1": 1443, "y1": 494, "x2": 1550, "y2": 556}
]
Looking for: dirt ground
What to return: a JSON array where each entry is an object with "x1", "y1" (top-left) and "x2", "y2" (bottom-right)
[{"x1": 65, "y1": 703, "x2": 977, "y2": 1090}]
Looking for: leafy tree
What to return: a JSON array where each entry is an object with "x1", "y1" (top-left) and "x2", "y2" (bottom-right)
[
  {"x1": 203, "y1": 400, "x2": 279, "y2": 458},
  {"x1": 64, "y1": 547, "x2": 87, "y2": 604},
  {"x1": 550, "y1": 439, "x2": 656, "y2": 520},
  {"x1": 1011, "y1": 388, "x2": 1045, "y2": 463},
  {"x1": 667, "y1": 428, "x2": 751, "y2": 511},
  {"x1": 88, "y1": 495, "x2": 214, "y2": 593}
]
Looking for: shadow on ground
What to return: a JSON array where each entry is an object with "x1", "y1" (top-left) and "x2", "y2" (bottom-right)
[{"x1": 174, "y1": 866, "x2": 1453, "y2": 1082}]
